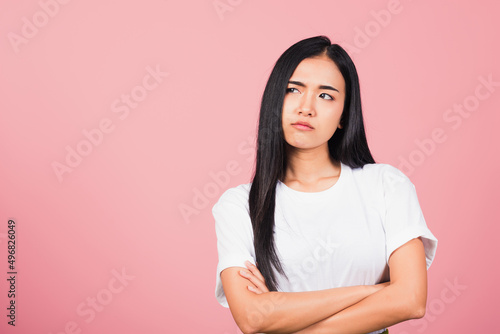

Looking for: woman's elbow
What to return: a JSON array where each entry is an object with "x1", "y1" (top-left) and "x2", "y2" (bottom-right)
[
  {"x1": 236, "y1": 315, "x2": 265, "y2": 334},
  {"x1": 406, "y1": 290, "x2": 427, "y2": 319},
  {"x1": 392, "y1": 284, "x2": 427, "y2": 320},
  {"x1": 232, "y1": 312, "x2": 258, "y2": 334},
  {"x1": 238, "y1": 323, "x2": 258, "y2": 334},
  {"x1": 410, "y1": 301, "x2": 426, "y2": 319},
  {"x1": 233, "y1": 303, "x2": 270, "y2": 334}
]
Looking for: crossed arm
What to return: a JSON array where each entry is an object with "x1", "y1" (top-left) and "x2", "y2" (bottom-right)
[{"x1": 220, "y1": 237, "x2": 427, "y2": 334}]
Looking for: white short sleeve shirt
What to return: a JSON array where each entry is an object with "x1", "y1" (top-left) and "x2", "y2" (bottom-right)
[{"x1": 213, "y1": 162, "x2": 438, "y2": 333}]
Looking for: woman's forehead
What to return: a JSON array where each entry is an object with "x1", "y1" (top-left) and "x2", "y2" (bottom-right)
[{"x1": 289, "y1": 57, "x2": 345, "y2": 90}]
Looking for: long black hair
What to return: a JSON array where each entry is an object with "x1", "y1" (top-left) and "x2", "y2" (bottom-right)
[{"x1": 249, "y1": 35, "x2": 375, "y2": 291}]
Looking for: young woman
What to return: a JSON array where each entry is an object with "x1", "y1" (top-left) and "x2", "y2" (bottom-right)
[{"x1": 213, "y1": 35, "x2": 438, "y2": 334}]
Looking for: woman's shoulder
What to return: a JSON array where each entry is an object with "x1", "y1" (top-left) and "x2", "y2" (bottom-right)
[
  {"x1": 220, "y1": 182, "x2": 252, "y2": 198},
  {"x1": 213, "y1": 182, "x2": 252, "y2": 210},
  {"x1": 349, "y1": 162, "x2": 412, "y2": 187},
  {"x1": 351, "y1": 162, "x2": 408, "y2": 178}
]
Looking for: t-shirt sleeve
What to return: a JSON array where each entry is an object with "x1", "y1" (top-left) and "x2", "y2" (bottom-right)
[
  {"x1": 213, "y1": 186, "x2": 256, "y2": 308},
  {"x1": 381, "y1": 165, "x2": 438, "y2": 269}
]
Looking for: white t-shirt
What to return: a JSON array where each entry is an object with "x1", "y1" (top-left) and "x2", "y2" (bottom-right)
[{"x1": 213, "y1": 162, "x2": 438, "y2": 333}]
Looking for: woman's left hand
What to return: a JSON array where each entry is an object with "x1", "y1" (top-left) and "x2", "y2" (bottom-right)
[{"x1": 239, "y1": 260, "x2": 270, "y2": 294}]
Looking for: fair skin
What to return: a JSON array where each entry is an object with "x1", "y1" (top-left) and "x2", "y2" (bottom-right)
[
  {"x1": 220, "y1": 53, "x2": 428, "y2": 334},
  {"x1": 281, "y1": 53, "x2": 345, "y2": 192},
  {"x1": 238, "y1": 238, "x2": 427, "y2": 334}
]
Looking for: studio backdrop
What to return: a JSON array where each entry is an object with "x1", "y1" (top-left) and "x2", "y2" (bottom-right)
[{"x1": 1, "y1": 0, "x2": 499, "y2": 333}]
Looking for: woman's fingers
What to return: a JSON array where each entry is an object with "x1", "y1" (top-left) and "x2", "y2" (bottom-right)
[
  {"x1": 239, "y1": 269, "x2": 263, "y2": 292},
  {"x1": 239, "y1": 261, "x2": 269, "y2": 293},
  {"x1": 244, "y1": 261, "x2": 267, "y2": 285},
  {"x1": 239, "y1": 268, "x2": 269, "y2": 293},
  {"x1": 247, "y1": 285, "x2": 263, "y2": 294}
]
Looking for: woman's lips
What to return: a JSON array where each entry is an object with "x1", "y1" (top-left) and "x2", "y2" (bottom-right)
[{"x1": 292, "y1": 123, "x2": 314, "y2": 131}]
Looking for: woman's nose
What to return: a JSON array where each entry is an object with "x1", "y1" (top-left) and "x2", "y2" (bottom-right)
[{"x1": 297, "y1": 93, "x2": 316, "y2": 116}]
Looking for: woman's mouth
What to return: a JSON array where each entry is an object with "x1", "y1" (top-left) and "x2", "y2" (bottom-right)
[{"x1": 291, "y1": 122, "x2": 314, "y2": 130}]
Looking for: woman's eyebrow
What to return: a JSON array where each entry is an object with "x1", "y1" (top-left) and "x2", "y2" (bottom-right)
[{"x1": 288, "y1": 80, "x2": 339, "y2": 93}]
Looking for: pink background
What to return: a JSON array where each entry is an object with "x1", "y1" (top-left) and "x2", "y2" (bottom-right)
[{"x1": 1, "y1": 0, "x2": 499, "y2": 333}]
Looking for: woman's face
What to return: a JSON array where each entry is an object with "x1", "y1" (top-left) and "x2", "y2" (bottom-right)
[{"x1": 281, "y1": 54, "x2": 346, "y2": 150}]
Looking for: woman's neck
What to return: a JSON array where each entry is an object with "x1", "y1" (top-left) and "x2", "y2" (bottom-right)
[{"x1": 283, "y1": 143, "x2": 341, "y2": 192}]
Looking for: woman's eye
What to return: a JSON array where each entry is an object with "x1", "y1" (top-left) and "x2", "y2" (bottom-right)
[
  {"x1": 320, "y1": 93, "x2": 334, "y2": 100},
  {"x1": 286, "y1": 87, "x2": 299, "y2": 93}
]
